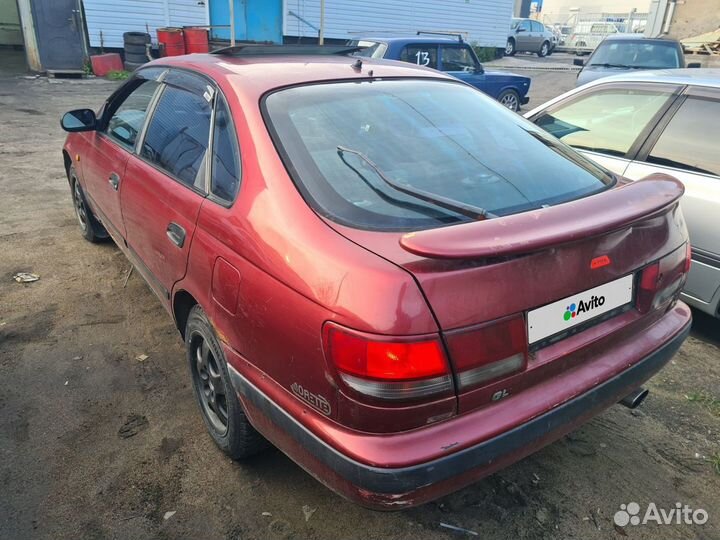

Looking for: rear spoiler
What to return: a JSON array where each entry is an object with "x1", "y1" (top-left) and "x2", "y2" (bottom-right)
[{"x1": 399, "y1": 175, "x2": 684, "y2": 259}]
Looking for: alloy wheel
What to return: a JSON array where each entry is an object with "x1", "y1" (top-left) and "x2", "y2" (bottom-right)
[
  {"x1": 190, "y1": 332, "x2": 229, "y2": 435},
  {"x1": 73, "y1": 180, "x2": 88, "y2": 232},
  {"x1": 500, "y1": 93, "x2": 519, "y2": 111}
]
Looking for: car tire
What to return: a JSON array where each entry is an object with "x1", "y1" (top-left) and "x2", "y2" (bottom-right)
[
  {"x1": 505, "y1": 38, "x2": 516, "y2": 56},
  {"x1": 498, "y1": 89, "x2": 521, "y2": 112},
  {"x1": 186, "y1": 305, "x2": 268, "y2": 460},
  {"x1": 124, "y1": 52, "x2": 149, "y2": 64},
  {"x1": 123, "y1": 43, "x2": 148, "y2": 56},
  {"x1": 123, "y1": 31, "x2": 151, "y2": 46},
  {"x1": 69, "y1": 167, "x2": 108, "y2": 243},
  {"x1": 537, "y1": 41, "x2": 550, "y2": 57}
]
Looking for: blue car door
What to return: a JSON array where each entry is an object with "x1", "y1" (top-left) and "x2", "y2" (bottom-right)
[{"x1": 439, "y1": 44, "x2": 498, "y2": 97}]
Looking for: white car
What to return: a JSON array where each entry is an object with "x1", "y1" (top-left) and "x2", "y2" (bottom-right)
[{"x1": 525, "y1": 69, "x2": 720, "y2": 318}]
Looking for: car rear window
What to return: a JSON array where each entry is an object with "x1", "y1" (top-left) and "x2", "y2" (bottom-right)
[
  {"x1": 589, "y1": 40, "x2": 681, "y2": 69},
  {"x1": 264, "y1": 79, "x2": 614, "y2": 231}
]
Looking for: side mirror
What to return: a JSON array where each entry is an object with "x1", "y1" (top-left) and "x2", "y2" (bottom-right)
[
  {"x1": 516, "y1": 27, "x2": 526, "y2": 33},
  {"x1": 61, "y1": 109, "x2": 97, "y2": 132},
  {"x1": 573, "y1": 58, "x2": 585, "y2": 66},
  {"x1": 475, "y1": 64, "x2": 484, "y2": 74},
  {"x1": 687, "y1": 62, "x2": 701, "y2": 68}
]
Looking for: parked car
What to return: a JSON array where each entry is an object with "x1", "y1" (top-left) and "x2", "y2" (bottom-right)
[
  {"x1": 568, "y1": 21, "x2": 621, "y2": 54},
  {"x1": 61, "y1": 45, "x2": 692, "y2": 510},
  {"x1": 351, "y1": 36, "x2": 531, "y2": 111},
  {"x1": 526, "y1": 69, "x2": 720, "y2": 318},
  {"x1": 545, "y1": 24, "x2": 561, "y2": 49},
  {"x1": 507, "y1": 18, "x2": 556, "y2": 57},
  {"x1": 574, "y1": 35, "x2": 699, "y2": 86}
]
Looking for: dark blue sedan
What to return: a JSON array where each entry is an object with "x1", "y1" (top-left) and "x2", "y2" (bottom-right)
[{"x1": 350, "y1": 36, "x2": 531, "y2": 111}]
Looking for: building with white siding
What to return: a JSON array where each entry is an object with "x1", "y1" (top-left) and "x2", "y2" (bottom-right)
[
  {"x1": 83, "y1": 0, "x2": 208, "y2": 49},
  {"x1": 284, "y1": 0, "x2": 515, "y2": 48},
  {"x1": 82, "y1": 0, "x2": 514, "y2": 50}
]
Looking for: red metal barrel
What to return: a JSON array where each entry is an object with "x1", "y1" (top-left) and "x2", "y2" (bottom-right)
[
  {"x1": 183, "y1": 27, "x2": 209, "y2": 53},
  {"x1": 157, "y1": 27, "x2": 185, "y2": 57}
]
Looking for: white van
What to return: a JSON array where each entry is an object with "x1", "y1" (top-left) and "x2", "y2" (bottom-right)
[{"x1": 568, "y1": 21, "x2": 620, "y2": 54}]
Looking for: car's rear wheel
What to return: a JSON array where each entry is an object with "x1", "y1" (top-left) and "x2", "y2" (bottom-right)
[
  {"x1": 498, "y1": 89, "x2": 521, "y2": 112},
  {"x1": 186, "y1": 305, "x2": 268, "y2": 459},
  {"x1": 505, "y1": 38, "x2": 516, "y2": 56},
  {"x1": 69, "y1": 167, "x2": 108, "y2": 243},
  {"x1": 538, "y1": 41, "x2": 550, "y2": 57}
]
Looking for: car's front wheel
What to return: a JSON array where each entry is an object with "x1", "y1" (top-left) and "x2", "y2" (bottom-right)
[
  {"x1": 498, "y1": 89, "x2": 521, "y2": 112},
  {"x1": 538, "y1": 41, "x2": 550, "y2": 57},
  {"x1": 186, "y1": 305, "x2": 268, "y2": 459},
  {"x1": 505, "y1": 38, "x2": 516, "y2": 56},
  {"x1": 69, "y1": 167, "x2": 108, "y2": 243}
]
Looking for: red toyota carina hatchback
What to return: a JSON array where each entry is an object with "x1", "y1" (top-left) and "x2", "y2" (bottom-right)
[{"x1": 61, "y1": 46, "x2": 692, "y2": 510}]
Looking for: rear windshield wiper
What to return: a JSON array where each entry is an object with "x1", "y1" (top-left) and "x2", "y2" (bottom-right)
[
  {"x1": 589, "y1": 63, "x2": 632, "y2": 68},
  {"x1": 336, "y1": 145, "x2": 494, "y2": 221}
]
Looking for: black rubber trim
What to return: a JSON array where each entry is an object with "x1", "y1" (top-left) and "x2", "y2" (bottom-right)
[
  {"x1": 692, "y1": 246, "x2": 720, "y2": 270},
  {"x1": 228, "y1": 321, "x2": 690, "y2": 494}
]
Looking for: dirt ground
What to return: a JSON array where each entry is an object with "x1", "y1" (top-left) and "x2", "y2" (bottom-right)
[{"x1": 1, "y1": 50, "x2": 719, "y2": 540}]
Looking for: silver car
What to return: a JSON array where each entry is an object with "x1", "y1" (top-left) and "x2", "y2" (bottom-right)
[
  {"x1": 525, "y1": 69, "x2": 720, "y2": 318},
  {"x1": 506, "y1": 18, "x2": 556, "y2": 57}
]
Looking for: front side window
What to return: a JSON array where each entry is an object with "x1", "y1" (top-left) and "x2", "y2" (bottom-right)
[
  {"x1": 105, "y1": 80, "x2": 160, "y2": 148},
  {"x1": 534, "y1": 87, "x2": 673, "y2": 156},
  {"x1": 589, "y1": 40, "x2": 681, "y2": 69},
  {"x1": 519, "y1": 20, "x2": 531, "y2": 32},
  {"x1": 441, "y1": 46, "x2": 477, "y2": 72},
  {"x1": 531, "y1": 21, "x2": 544, "y2": 32},
  {"x1": 647, "y1": 97, "x2": 720, "y2": 177},
  {"x1": 210, "y1": 94, "x2": 241, "y2": 202},
  {"x1": 401, "y1": 45, "x2": 438, "y2": 69},
  {"x1": 140, "y1": 85, "x2": 212, "y2": 189},
  {"x1": 264, "y1": 80, "x2": 613, "y2": 231}
]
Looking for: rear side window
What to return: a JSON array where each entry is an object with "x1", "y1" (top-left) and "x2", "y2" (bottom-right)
[
  {"x1": 441, "y1": 46, "x2": 477, "y2": 72},
  {"x1": 264, "y1": 80, "x2": 613, "y2": 231},
  {"x1": 534, "y1": 87, "x2": 673, "y2": 157},
  {"x1": 210, "y1": 94, "x2": 241, "y2": 202},
  {"x1": 531, "y1": 21, "x2": 544, "y2": 32},
  {"x1": 400, "y1": 45, "x2": 438, "y2": 69},
  {"x1": 141, "y1": 85, "x2": 212, "y2": 189},
  {"x1": 647, "y1": 97, "x2": 720, "y2": 177},
  {"x1": 106, "y1": 80, "x2": 160, "y2": 148}
]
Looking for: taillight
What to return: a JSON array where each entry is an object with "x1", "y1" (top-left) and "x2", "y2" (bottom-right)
[
  {"x1": 444, "y1": 315, "x2": 527, "y2": 390},
  {"x1": 637, "y1": 243, "x2": 690, "y2": 313},
  {"x1": 323, "y1": 323, "x2": 453, "y2": 401}
]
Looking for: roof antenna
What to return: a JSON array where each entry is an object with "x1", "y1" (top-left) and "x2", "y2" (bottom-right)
[{"x1": 352, "y1": 58, "x2": 362, "y2": 71}]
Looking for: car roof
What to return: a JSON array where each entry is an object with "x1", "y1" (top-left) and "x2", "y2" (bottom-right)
[
  {"x1": 601, "y1": 34, "x2": 680, "y2": 43},
  {"x1": 582, "y1": 68, "x2": 720, "y2": 88},
  {"x1": 145, "y1": 52, "x2": 455, "y2": 98},
  {"x1": 357, "y1": 36, "x2": 462, "y2": 44},
  {"x1": 524, "y1": 68, "x2": 720, "y2": 117}
]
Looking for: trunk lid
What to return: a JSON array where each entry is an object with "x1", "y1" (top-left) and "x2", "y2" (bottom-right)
[{"x1": 328, "y1": 175, "x2": 688, "y2": 412}]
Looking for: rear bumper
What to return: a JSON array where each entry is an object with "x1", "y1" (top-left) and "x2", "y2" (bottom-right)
[{"x1": 227, "y1": 304, "x2": 691, "y2": 510}]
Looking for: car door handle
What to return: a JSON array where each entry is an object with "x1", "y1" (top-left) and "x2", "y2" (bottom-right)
[
  {"x1": 108, "y1": 172, "x2": 120, "y2": 191},
  {"x1": 166, "y1": 222, "x2": 186, "y2": 248}
]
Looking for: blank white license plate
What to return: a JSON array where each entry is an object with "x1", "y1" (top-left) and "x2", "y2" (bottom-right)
[{"x1": 527, "y1": 274, "x2": 634, "y2": 345}]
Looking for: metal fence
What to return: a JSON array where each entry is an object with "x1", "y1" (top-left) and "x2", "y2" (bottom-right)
[{"x1": 536, "y1": 10, "x2": 649, "y2": 53}]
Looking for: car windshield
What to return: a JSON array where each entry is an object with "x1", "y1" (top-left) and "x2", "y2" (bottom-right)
[
  {"x1": 589, "y1": 40, "x2": 681, "y2": 69},
  {"x1": 264, "y1": 80, "x2": 614, "y2": 231}
]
